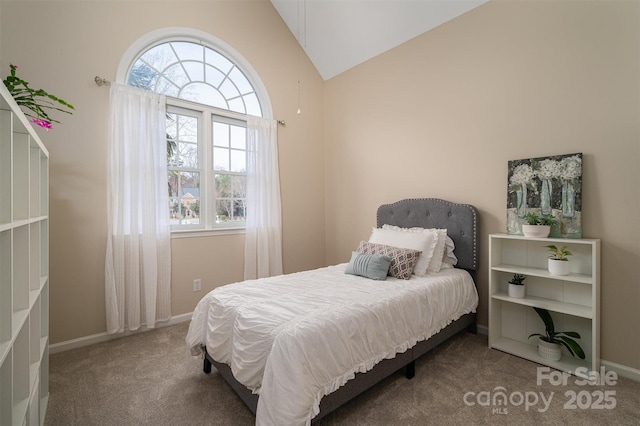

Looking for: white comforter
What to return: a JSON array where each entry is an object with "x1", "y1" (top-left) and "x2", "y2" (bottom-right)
[{"x1": 186, "y1": 264, "x2": 478, "y2": 426}]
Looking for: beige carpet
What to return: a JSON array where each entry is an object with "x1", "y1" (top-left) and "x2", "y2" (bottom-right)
[{"x1": 44, "y1": 322, "x2": 640, "y2": 425}]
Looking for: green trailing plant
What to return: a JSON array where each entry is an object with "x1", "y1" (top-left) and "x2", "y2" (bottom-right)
[
  {"x1": 3, "y1": 64, "x2": 74, "y2": 130},
  {"x1": 508, "y1": 273, "x2": 527, "y2": 286},
  {"x1": 546, "y1": 244, "x2": 572, "y2": 261},
  {"x1": 528, "y1": 307, "x2": 585, "y2": 359},
  {"x1": 524, "y1": 212, "x2": 557, "y2": 226}
]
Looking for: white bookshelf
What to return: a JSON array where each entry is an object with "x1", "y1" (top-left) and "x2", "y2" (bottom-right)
[
  {"x1": 488, "y1": 233, "x2": 600, "y2": 377},
  {"x1": 0, "y1": 84, "x2": 49, "y2": 425}
]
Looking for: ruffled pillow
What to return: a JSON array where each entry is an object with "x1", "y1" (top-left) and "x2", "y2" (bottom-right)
[{"x1": 372, "y1": 226, "x2": 441, "y2": 276}]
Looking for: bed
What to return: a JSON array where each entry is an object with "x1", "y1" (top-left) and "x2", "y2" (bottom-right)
[{"x1": 186, "y1": 198, "x2": 479, "y2": 425}]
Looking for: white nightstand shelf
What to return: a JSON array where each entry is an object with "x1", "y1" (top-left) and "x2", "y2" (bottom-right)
[{"x1": 488, "y1": 233, "x2": 600, "y2": 376}]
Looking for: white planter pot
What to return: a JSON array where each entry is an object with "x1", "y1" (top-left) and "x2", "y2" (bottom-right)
[
  {"x1": 521, "y1": 225, "x2": 551, "y2": 238},
  {"x1": 548, "y1": 258, "x2": 570, "y2": 276},
  {"x1": 508, "y1": 283, "x2": 525, "y2": 299},
  {"x1": 538, "y1": 338, "x2": 562, "y2": 361}
]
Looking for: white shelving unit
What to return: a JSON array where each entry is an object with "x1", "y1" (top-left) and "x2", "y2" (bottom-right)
[
  {"x1": 0, "y1": 84, "x2": 49, "y2": 425},
  {"x1": 488, "y1": 233, "x2": 600, "y2": 377}
]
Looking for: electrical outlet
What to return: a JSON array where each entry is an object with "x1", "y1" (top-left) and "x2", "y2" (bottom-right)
[{"x1": 193, "y1": 278, "x2": 201, "y2": 291}]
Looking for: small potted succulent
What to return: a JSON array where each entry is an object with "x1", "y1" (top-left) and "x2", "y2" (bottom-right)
[
  {"x1": 528, "y1": 307, "x2": 585, "y2": 361},
  {"x1": 546, "y1": 244, "x2": 572, "y2": 276},
  {"x1": 521, "y1": 212, "x2": 557, "y2": 238},
  {"x1": 508, "y1": 273, "x2": 526, "y2": 299}
]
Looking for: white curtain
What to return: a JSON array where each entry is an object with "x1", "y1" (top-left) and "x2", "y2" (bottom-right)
[
  {"x1": 244, "y1": 116, "x2": 283, "y2": 279},
  {"x1": 105, "y1": 83, "x2": 171, "y2": 334}
]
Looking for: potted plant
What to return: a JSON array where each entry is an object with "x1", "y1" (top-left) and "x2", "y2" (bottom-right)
[
  {"x1": 546, "y1": 244, "x2": 572, "y2": 276},
  {"x1": 521, "y1": 212, "x2": 556, "y2": 238},
  {"x1": 508, "y1": 273, "x2": 526, "y2": 299},
  {"x1": 528, "y1": 307, "x2": 585, "y2": 361}
]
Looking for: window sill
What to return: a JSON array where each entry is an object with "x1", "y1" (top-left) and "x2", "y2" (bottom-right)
[{"x1": 171, "y1": 227, "x2": 246, "y2": 239}]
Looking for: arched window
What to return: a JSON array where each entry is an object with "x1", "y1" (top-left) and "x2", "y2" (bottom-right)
[
  {"x1": 127, "y1": 40, "x2": 262, "y2": 117},
  {"x1": 120, "y1": 29, "x2": 271, "y2": 233}
]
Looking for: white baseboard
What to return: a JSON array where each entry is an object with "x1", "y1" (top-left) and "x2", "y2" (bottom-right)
[
  {"x1": 601, "y1": 359, "x2": 640, "y2": 382},
  {"x1": 49, "y1": 315, "x2": 640, "y2": 383},
  {"x1": 49, "y1": 312, "x2": 193, "y2": 354},
  {"x1": 476, "y1": 324, "x2": 638, "y2": 382}
]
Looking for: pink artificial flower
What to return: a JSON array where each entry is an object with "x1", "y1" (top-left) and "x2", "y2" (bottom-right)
[{"x1": 30, "y1": 118, "x2": 52, "y2": 130}]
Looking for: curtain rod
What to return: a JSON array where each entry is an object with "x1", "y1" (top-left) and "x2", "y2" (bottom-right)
[{"x1": 94, "y1": 75, "x2": 286, "y2": 126}]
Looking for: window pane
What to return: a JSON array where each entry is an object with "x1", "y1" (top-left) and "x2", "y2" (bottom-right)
[
  {"x1": 140, "y1": 44, "x2": 177, "y2": 72},
  {"x1": 230, "y1": 126, "x2": 246, "y2": 150},
  {"x1": 215, "y1": 199, "x2": 232, "y2": 223},
  {"x1": 244, "y1": 93, "x2": 262, "y2": 117},
  {"x1": 128, "y1": 61, "x2": 158, "y2": 90},
  {"x1": 213, "y1": 148, "x2": 229, "y2": 171},
  {"x1": 213, "y1": 122, "x2": 229, "y2": 147},
  {"x1": 179, "y1": 172, "x2": 200, "y2": 225},
  {"x1": 232, "y1": 175, "x2": 246, "y2": 198},
  {"x1": 172, "y1": 114, "x2": 199, "y2": 168},
  {"x1": 169, "y1": 197, "x2": 180, "y2": 225},
  {"x1": 181, "y1": 82, "x2": 227, "y2": 109},
  {"x1": 206, "y1": 48, "x2": 233, "y2": 74},
  {"x1": 227, "y1": 98, "x2": 245, "y2": 114},
  {"x1": 167, "y1": 171, "x2": 179, "y2": 198},
  {"x1": 233, "y1": 199, "x2": 246, "y2": 220},
  {"x1": 215, "y1": 173, "x2": 232, "y2": 198},
  {"x1": 229, "y1": 67, "x2": 253, "y2": 95},
  {"x1": 183, "y1": 61, "x2": 204, "y2": 82},
  {"x1": 171, "y1": 42, "x2": 203, "y2": 62},
  {"x1": 178, "y1": 116, "x2": 198, "y2": 143},
  {"x1": 205, "y1": 65, "x2": 225, "y2": 87},
  {"x1": 219, "y1": 78, "x2": 240, "y2": 99},
  {"x1": 164, "y1": 63, "x2": 190, "y2": 87},
  {"x1": 230, "y1": 150, "x2": 245, "y2": 172},
  {"x1": 155, "y1": 76, "x2": 179, "y2": 97},
  {"x1": 166, "y1": 113, "x2": 177, "y2": 140}
]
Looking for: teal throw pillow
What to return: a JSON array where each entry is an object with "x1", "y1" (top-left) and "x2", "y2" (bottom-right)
[{"x1": 345, "y1": 251, "x2": 392, "y2": 281}]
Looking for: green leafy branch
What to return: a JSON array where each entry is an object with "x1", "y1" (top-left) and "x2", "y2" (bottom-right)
[{"x1": 3, "y1": 64, "x2": 74, "y2": 129}]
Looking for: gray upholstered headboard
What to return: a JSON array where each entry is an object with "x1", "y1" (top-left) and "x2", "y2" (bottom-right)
[{"x1": 376, "y1": 198, "x2": 479, "y2": 272}]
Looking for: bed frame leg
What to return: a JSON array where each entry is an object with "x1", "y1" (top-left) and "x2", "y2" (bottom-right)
[
  {"x1": 405, "y1": 361, "x2": 415, "y2": 379},
  {"x1": 203, "y1": 356, "x2": 212, "y2": 374}
]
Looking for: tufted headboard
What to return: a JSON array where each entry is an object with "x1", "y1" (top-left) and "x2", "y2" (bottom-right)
[{"x1": 376, "y1": 198, "x2": 479, "y2": 272}]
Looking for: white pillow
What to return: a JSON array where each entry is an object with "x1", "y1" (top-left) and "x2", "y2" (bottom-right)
[
  {"x1": 371, "y1": 226, "x2": 439, "y2": 276},
  {"x1": 381, "y1": 225, "x2": 448, "y2": 274}
]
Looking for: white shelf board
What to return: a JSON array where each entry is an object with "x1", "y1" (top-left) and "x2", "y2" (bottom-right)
[
  {"x1": 492, "y1": 291, "x2": 593, "y2": 319},
  {"x1": 490, "y1": 337, "x2": 592, "y2": 377},
  {"x1": 490, "y1": 233, "x2": 599, "y2": 245},
  {"x1": 492, "y1": 264, "x2": 593, "y2": 284}
]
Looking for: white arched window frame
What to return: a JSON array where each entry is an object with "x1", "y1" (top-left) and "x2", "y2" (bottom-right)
[{"x1": 117, "y1": 28, "x2": 273, "y2": 235}]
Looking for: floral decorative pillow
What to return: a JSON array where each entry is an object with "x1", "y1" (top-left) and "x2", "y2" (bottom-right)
[{"x1": 357, "y1": 241, "x2": 421, "y2": 280}]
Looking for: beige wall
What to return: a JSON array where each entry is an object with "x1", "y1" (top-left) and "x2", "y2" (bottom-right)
[
  {"x1": 1, "y1": 0, "x2": 638, "y2": 372},
  {"x1": 0, "y1": 0, "x2": 326, "y2": 343},
  {"x1": 325, "y1": 0, "x2": 639, "y2": 370}
]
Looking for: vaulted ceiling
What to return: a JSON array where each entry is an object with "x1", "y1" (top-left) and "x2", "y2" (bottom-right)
[{"x1": 271, "y1": 0, "x2": 488, "y2": 80}]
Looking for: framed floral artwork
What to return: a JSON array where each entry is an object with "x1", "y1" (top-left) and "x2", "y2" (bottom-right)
[{"x1": 507, "y1": 153, "x2": 582, "y2": 238}]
